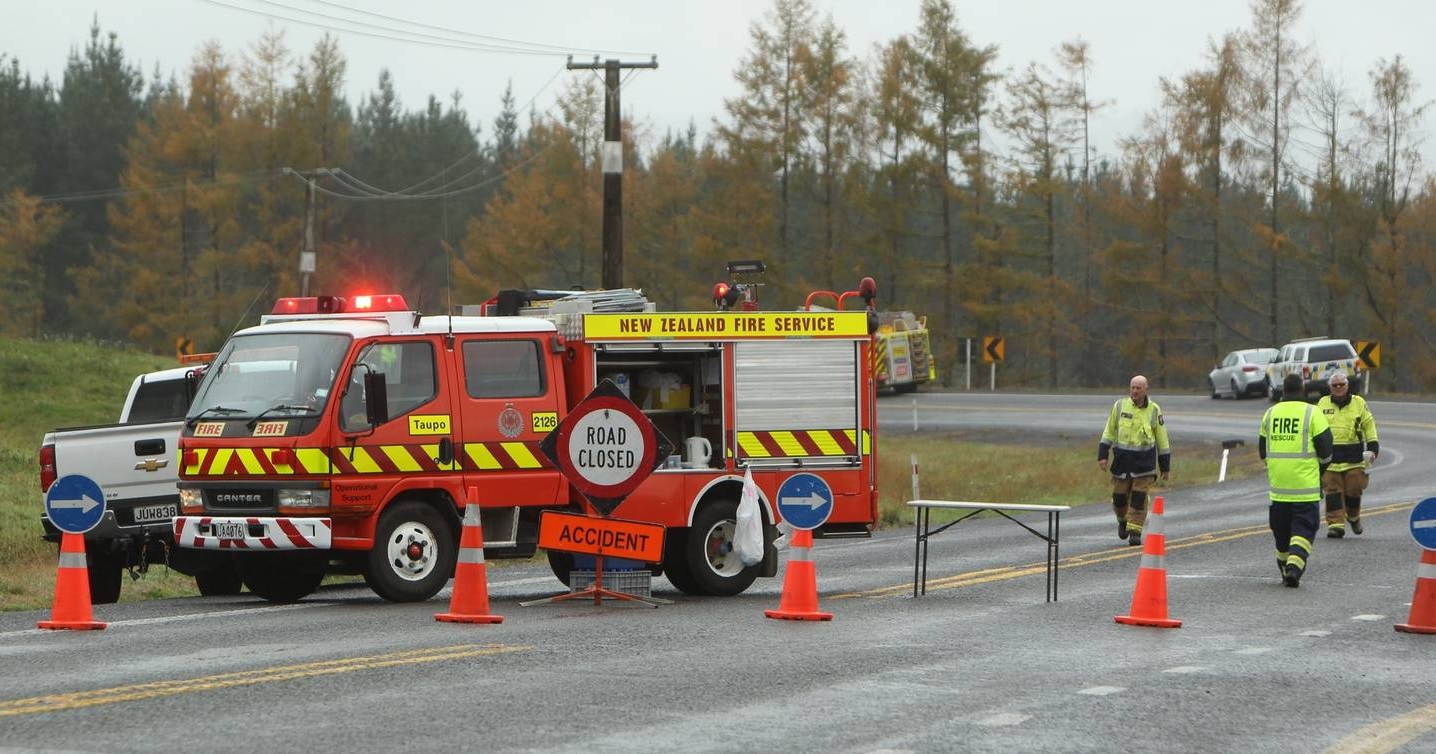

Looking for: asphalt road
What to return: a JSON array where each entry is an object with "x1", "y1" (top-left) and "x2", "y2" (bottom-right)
[{"x1": 2, "y1": 391, "x2": 1433, "y2": 754}]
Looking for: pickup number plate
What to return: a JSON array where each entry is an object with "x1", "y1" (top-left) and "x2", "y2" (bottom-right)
[
  {"x1": 212, "y1": 521, "x2": 249, "y2": 540},
  {"x1": 132, "y1": 503, "x2": 178, "y2": 523}
]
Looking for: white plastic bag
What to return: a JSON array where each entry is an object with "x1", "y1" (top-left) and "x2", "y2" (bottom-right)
[{"x1": 734, "y1": 467, "x2": 764, "y2": 567}]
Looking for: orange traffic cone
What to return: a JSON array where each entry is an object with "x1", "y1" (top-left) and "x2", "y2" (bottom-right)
[
  {"x1": 1115, "y1": 495, "x2": 1181, "y2": 629},
  {"x1": 1395, "y1": 548, "x2": 1436, "y2": 635},
  {"x1": 765, "y1": 528, "x2": 832, "y2": 621},
  {"x1": 435, "y1": 493, "x2": 502, "y2": 625},
  {"x1": 38, "y1": 532, "x2": 107, "y2": 631}
]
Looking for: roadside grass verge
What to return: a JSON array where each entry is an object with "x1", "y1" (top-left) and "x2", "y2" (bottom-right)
[{"x1": 875, "y1": 432, "x2": 1265, "y2": 528}]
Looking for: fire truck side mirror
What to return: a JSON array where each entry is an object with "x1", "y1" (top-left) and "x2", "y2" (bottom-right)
[{"x1": 364, "y1": 371, "x2": 390, "y2": 426}]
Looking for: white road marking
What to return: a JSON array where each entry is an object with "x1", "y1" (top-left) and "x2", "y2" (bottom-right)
[
  {"x1": 1163, "y1": 666, "x2": 1206, "y2": 674},
  {"x1": 977, "y1": 713, "x2": 1031, "y2": 726},
  {"x1": 0, "y1": 604, "x2": 314, "y2": 638},
  {"x1": 1351, "y1": 614, "x2": 1387, "y2": 621},
  {"x1": 1079, "y1": 686, "x2": 1126, "y2": 696},
  {"x1": 1235, "y1": 647, "x2": 1273, "y2": 655},
  {"x1": 1301, "y1": 630, "x2": 1333, "y2": 637}
]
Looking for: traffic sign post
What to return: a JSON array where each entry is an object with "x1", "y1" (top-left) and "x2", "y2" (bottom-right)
[
  {"x1": 39, "y1": 475, "x2": 109, "y2": 630},
  {"x1": 775, "y1": 473, "x2": 834, "y2": 531},
  {"x1": 45, "y1": 475, "x2": 107, "y2": 534},
  {"x1": 531, "y1": 379, "x2": 674, "y2": 607},
  {"x1": 981, "y1": 336, "x2": 1003, "y2": 391},
  {"x1": 1410, "y1": 497, "x2": 1436, "y2": 550}
]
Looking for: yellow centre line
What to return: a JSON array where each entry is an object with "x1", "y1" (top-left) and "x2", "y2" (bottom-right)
[
  {"x1": 834, "y1": 500, "x2": 1415, "y2": 600},
  {"x1": 0, "y1": 643, "x2": 528, "y2": 717},
  {"x1": 1319, "y1": 703, "x2": 1436, "y2": 754}
]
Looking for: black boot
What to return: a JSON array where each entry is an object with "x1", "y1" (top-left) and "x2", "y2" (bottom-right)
[
  {"x1": 1348, "y1": 497, "x2": 1363, "y2": 535},
  {"x1": 1113, "y1": 493, "x2": 1128, "y2": 540}
]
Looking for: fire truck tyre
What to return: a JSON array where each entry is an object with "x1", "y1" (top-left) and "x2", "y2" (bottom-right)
[
  {"x1": 238, "y1": 552, "x2": 325, "y2": 603},
  {"x1": 685, "y1": 501, "x2": 760, "y2": 597},
  {"x1": 546, "y1": 550, "x2": 573, "y2": 587},
  {"x1": 86, "y1": 551, "x2": 123, "y2": 605},
  {"x1": 195, "y1": 559, "x2": 243, "y2": 596},
  {"x1": 661, "y1": 531, "x2": 701, "y2": 595},
  {"x1": 363, "y1": 500, "x2": 457, "y2": 603}
]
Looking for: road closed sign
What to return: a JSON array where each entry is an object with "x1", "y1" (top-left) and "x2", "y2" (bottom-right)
[{"x1": 539, "y1": 379, "x2": 674, "y2": 515}]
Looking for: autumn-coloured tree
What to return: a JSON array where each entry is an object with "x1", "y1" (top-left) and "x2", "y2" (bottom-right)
[
  {"x1": 0, "y1": 190, "x2": 64, "y2": 336},
  {"x1": 1240, "y1": 0, "x2": 1312, "y2": 343},
  {"x1": 454, "y1": 121, "x2": 599, "y2": 298},
  {"x1": 910, "y1": 0, "x2": 995, "y2": 381},
  {"x1": 797, "y1": 15, "x2": 859, "y2": 292},
  {"x1": 864, "y1": 37, "x2": 923, "y2": 305},
  {"x1": 717, "y1": 0, "x2": 817, "y2": 261},
  {"x1": 997, "y1": 61, "x2": 1080, "y2": 385},
  {"x1": 1166, "y1": 34, "x2": 1248, "y2": 350}
]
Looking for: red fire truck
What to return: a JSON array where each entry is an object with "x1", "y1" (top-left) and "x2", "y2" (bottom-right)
[{"x1": 173, "y1": 284, "x2": 879, "y2": 603}]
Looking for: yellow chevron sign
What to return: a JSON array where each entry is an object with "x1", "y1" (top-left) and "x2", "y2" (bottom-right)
[{"x1": 1354, "y1": 340, "x2": 1381, "y2": 370}]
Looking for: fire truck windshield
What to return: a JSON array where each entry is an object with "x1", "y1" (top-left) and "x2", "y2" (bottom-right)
[{"x1": 189, "y1": 332, "x2": 351, "y2": 419}]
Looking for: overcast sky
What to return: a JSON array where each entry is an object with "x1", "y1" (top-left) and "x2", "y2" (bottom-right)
[{"x1": 4, "y1": 0, "x2": 1433, "y2": 163}]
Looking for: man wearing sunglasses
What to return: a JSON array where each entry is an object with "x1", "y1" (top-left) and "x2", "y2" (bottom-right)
[{"x1": 1314, "y1": 373, "x2": 1379, "y2": 538}]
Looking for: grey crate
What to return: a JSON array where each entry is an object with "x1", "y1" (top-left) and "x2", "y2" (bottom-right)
[{"x1": 570, "y1": 569, "x2": 652, "y2": 598}]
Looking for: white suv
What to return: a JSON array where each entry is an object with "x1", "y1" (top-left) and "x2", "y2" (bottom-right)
[{"x1": 1266, "y1": 337, "x2": 1365, "y2": 402}]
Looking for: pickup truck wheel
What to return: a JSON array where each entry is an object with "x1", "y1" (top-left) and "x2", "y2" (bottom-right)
[
  {"x1": 238, "y1": 552, "x2": 325, "y2": 603},
  {"x1": 86, "y1": 550, "x2": 123, "y2": 605},
  {"x1": 363, "y1": 500, "x2": 457, "y2": 603},
  {"x1": 681, "y1": 500, "x2": 759, "y2": 597}
]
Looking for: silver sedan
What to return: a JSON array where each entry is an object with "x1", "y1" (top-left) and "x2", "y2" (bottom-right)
[{"x1": 1209, "y1": 347, "x2": 1278, "y2": 399}]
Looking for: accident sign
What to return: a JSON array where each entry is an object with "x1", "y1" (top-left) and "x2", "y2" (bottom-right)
[{"x1": 537, "y1": 510, "x2": 665, "y2": 562}]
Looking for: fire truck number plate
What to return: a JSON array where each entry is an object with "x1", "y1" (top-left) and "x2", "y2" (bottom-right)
[{"x1": 212, "y1": 521, "x2": 248, "y2": 540}]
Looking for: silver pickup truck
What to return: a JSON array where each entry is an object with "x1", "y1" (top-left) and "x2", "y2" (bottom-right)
[{"x1": 40, "y1": 365, "x2": 240, "y2": 603}]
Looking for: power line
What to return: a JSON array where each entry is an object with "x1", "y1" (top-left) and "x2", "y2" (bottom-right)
[
  {"x1": 1, "y1": 171, "x2": 278, "y2": 207},
  {"x1": 286, "y1": 0, "x2": 651, "y2": 57},
  {"x1": 199, "y1": 0, "x2": 653, "y2": 59}
]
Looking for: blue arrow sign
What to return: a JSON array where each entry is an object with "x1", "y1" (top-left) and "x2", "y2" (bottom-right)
[
  {"x1": 775, "y1": 472, "x2": 833, "y2": 531},
  {"x1": 45, "y1": 475, "x2": 107, "y2": 534},
  {"x1": 1410, "y1": 497, "x2": 1436, "y2": 550}
]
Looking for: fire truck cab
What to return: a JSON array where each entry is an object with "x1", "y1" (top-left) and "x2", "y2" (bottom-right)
[{"x1": 174, "y1": 287, "x2": 878, "y2": 603}]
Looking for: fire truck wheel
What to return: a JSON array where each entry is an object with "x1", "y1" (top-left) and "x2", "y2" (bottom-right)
[
  {"x1": 238, "y1": 552, "x2": 325, "y2": 603},
  {"x1": 86, "y1": 551, "x2": 123, "y2": 605},
  {"x1": 546, "y1": 550, "x2": 573, "y2": 587},
  {"x1": 685, "y1": 500, "x2": 760, "y2": 597},
  {"x1": 364, "y1": 500, "x2": 457, "y2": 602},
  {"x1": 660, "y1": 533, "x2": 701, "y2": 595},
  {"x1": 195, "y1": 560, "x2": 243, "y2": 596}
]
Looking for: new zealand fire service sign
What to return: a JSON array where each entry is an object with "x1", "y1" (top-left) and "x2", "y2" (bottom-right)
[{"x1": 539, "y1": 379, "x2": 674, "y2": 516}]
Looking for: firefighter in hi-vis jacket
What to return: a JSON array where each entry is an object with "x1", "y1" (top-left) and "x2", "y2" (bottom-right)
[
  {"x1": 1260, "y1": 373, "x2": 1334, "y2": 588},
  {"x1": 1314, "y1": 373, "x2": 1378, "y2": 538},
  {"x1": 1097, "y1": 374, "x2": 1171, "y2": 547}
]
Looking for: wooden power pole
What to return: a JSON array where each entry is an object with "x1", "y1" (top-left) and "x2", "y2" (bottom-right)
[{"x1": 567, "y1": 56, "x2": 658, "y2": 290}]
